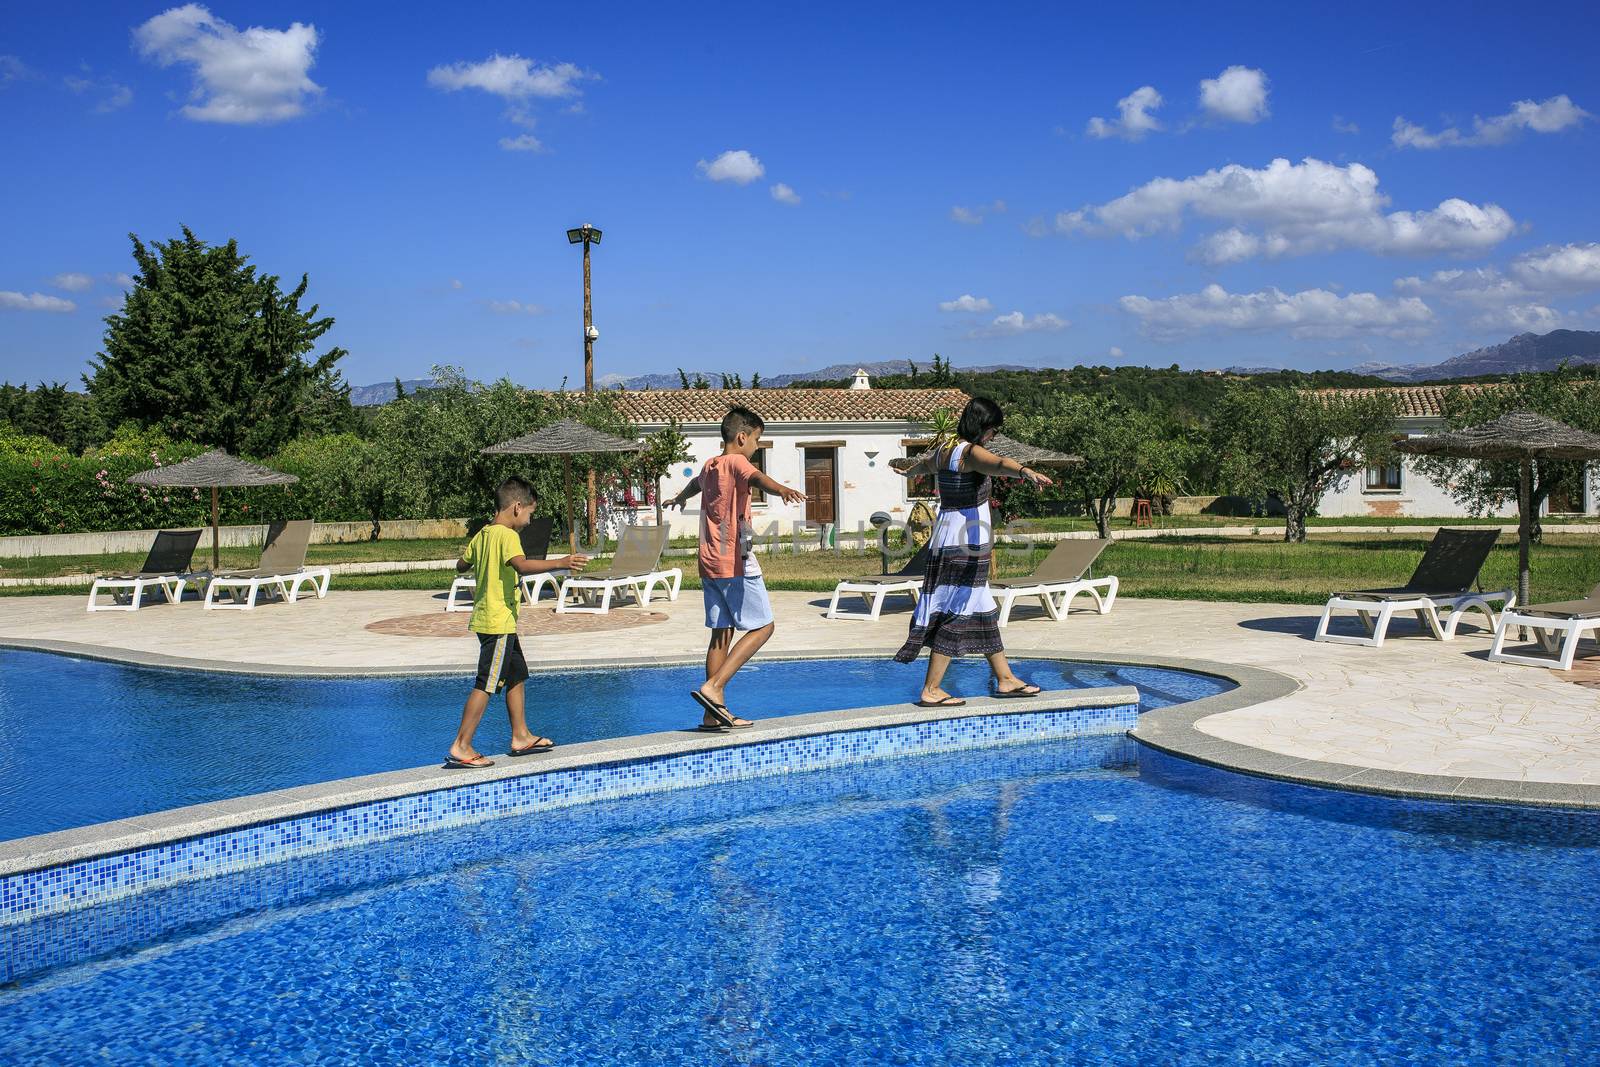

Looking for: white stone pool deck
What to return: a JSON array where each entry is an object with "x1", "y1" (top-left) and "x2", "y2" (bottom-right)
[{"x1": 1, "y1": 589, "x2": 1597, "y2": 800}]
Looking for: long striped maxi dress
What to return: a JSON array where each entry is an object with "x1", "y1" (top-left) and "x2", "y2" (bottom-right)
[{"x1": 894, "y1": 441, "x2": 1004, "y2": 662}]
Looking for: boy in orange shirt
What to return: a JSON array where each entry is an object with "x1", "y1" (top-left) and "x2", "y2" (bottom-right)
[{"x1": 670, "y1": 406, "x2": 805, "y2": 730}]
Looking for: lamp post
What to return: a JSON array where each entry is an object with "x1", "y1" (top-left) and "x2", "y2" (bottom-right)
[{"x1": 566, "y1": 223, "x2": 603, "y2": 542}]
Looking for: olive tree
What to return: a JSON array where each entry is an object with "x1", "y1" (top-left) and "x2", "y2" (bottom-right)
[
  {"x1": 1211, "y1": 385, "x2": 1398, "y2": 543},
  {"x1": 1410, "y1": 365, "x2": 1600, "y2": 538}
]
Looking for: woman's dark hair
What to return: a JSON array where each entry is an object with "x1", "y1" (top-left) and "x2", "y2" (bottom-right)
[{"x1": 956, "y1": 396, "x2": 1003, "y2": 444}]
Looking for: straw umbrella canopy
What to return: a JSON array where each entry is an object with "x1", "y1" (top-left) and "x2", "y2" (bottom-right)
[
  {"x1": 890, "y1": 433, "x2": 1083, "y2": 471},
  {"x1": 1397, "y1": 411, "x2": 1600, "y2": 609},
  {"x1": 128, "y1": 449, "x2": 299, "y2": 570},
  {"x1": 482, "y1": 418, "x2": 643, "y2": 552}
]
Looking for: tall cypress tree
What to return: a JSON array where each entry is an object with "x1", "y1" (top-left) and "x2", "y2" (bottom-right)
[{"x1": 86, "y1": 227, "x2": 352, "y2": 455}]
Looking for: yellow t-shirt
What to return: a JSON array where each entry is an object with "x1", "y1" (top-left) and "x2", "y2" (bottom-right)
[{"x1": 465, "y1": 523, "x2": 523, "y2": 634}]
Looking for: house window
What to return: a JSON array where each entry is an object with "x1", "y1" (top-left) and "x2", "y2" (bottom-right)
[
  {"x1": 749, "y1": 447, "x2": 767, "y2": 504},
  {"x1": 904, "y1": 441, "x2": 937, "y2": 499},
  {"x1": 620, "y1": 479, "x2": 655, "y2": 507},
  {"x1": 1364, "y1": 440, "x2": 1403, "y2": 492}
]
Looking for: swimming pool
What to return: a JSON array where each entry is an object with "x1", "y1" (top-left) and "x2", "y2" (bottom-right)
[
  {"x1": 0, "y1": 649, "x2": 1231, "y2": 841},
  {"x1": 1, "y1": 736, "x2": 1594, "y2": 1062}
]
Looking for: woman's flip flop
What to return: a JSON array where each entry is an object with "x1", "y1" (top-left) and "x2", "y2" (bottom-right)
[
  {"x1": 913, "y1": 695, "x2": 967, "y2": 708},
  {"x1": 691, "y1": 690, "x2": 753, "y2": 730},
  {"x1": 508, "y1": 737, "x2": 555, "y2": 756},
  {"x1": 994, "y1": 684, "x2": 1042, "y2": 698}
]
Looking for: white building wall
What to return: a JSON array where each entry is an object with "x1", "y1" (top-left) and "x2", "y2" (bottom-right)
[{"x1": 620, "y1": 420, "x2": 935, "y2": 539}]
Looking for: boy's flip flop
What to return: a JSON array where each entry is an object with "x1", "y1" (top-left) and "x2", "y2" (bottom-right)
[
  {"x1": 691, "y1": 690, "x2": 754, "y2": 730},
  {"x1": 994, "y1": 684, "x2": 1042, "y2": 698},
  {"x1": 444, "y1": 753, "x2": 494, "y2": 768},
  {"x1": 914, "y1": 696, "x2": 967, "y2": 708},
  {"x1": 508, "y1": 738, "x2": 555, "y2": 756}
]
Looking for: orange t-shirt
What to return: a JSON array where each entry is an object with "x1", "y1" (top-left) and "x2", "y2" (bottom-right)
[{"x1": 697, "y1": 453, "x2": 761, "y2": 579}]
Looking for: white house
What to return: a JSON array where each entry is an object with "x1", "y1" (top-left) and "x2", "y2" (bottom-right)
[
  {"x1": 1314, "y1": 385, "x2": 1598, "y2": 518},
  {"x1": 611, "y1": 372, "x2": 970, "y2": 538}
]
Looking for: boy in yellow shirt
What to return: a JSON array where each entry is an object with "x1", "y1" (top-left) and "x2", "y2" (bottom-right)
[{"x1": 446, "y1": 476, "x2": 587, "y2": 768}]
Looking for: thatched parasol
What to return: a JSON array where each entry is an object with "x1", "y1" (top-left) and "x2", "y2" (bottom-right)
[
  {"x1": 129, "y1": 449, "x2": 299, "y2": 570},
  {"x1": 890, "y1": 433, "x2": 1083, "y2": 472},
  {"x1": 1397, "y1": 411, "x2": 1600, "y2": 609},
  {"x1": 483, "y1": 419, "x2": 643, "y2": 552}
]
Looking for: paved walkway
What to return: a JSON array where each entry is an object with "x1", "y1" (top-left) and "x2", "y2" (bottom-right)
[{"x1": 1, "y1": 589, "x2": 1596, "y2": 786}]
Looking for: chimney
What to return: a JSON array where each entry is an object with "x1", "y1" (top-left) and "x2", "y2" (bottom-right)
[{"x1": 849, "y1": 368, "x2": 871, "y2": 390}]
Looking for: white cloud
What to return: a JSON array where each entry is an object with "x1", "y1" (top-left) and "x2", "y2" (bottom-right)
[
  {"x1": 108, "y1": 272, "x2": 135, "y2": 287},
  {"x1": 426, "y1": 55, "x2": 590, "y2": 99},
  {"x1": 1086, "y1": 85, "x2": 1163, "y2": 140},
  {"x1": 485, "y1": 299, "x2": 546, "y2": 315},
  {"x1": 0, "y1": 55, "x2": 32, "y2": 85},
  {"x1": 1199, "y1": 65, "x2": 1269, "y2": 124},
  {"x1": 49, "y1": 272, "x2": 94, "y2": 292},
  {"x1": 1056, "y1": 156, "x2": 1514, "y2": 260},
  {"x1": 939, "y1": 294, "x2": 993, "y2": 313},
  {"x1": 134, "y1": 4, "x2": 322, "y2": 124},
  {"x1": 0, "y1": 291, "x2": 76, "y2": 313},
  {"x1": 1332, "y1": 115, "x2": 1359, "y2": 134},
  {"x1": 971, "y1": 311, "x2": 1069, "y2": 337},
  {"x1": 1108, "y1": 346, "x2": 1125, "y2": 358},
  {"x1": 1509, "y1": 243, "x2": 1600, "y2": 293},
  {"x1": 950, "y1": 199, "x2": 1006, "y2": 225},
  {"x1": 1119, "y1": 284, "x2": 1433, "y2": 340},
  {"x1": 450, "y1": 279, "x2": 464, "y2": 290},
  {"x1": 1393, "y1": 94, "x2": 1590, "y2": 149},
  {"x1": 498, "y1": 133, "x2": 544, "y2": 152},
  {"x1": 697, "y1": 149, "x2": 764, "y2": 185},
  {"x1": 770, "y1": 182, "x2": 801, "y2": 205},
  {"x1": 64, "y1": 73, "x2": 132, "y2": 112},
  {"x1": 1469, "y1": 303, "x2": 1568, "y2": 333}
]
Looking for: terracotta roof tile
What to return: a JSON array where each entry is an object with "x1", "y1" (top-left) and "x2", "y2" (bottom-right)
[
  {"x1": 604, "y1": 388, "x2": 972, "y2": 425},
  {"x1": 1310, "y1": 383, "x2": 1504, "y2": 418}
]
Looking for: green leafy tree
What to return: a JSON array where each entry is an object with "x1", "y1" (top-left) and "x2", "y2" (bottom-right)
[
  {"x1": 635, "y1": 420, "x2": 695, "y2": 524},
  {"x1": 1010, "y1": 396, "x2": 1175, "y2": 538},
  {"x1": 749, "y1": 371, "x2": 762, "y2": 389},
  {"x1": 1211, "y1": 385, "x2": 1398, "y2": 542},
  {"x1": 1411, "y1": 365, "x2": 1600, "y2": 538},
  {"x1": 270, "y1": 433, "x2": 388, "y2": 537},
  {"x1": 720, "y1": 372, "x2": 744, "y2": 389},
  {"x1": 86, "y1": 227, "x2": 353, "y2": 455}
]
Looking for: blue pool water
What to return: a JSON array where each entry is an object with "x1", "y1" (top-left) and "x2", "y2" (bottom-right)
[
  {"x1": 1, "y1": 737, "x2": 1596, "y2": 1063},
  {"x1": 0, "y1": 650, "x2": 1229, "y2": 841}
]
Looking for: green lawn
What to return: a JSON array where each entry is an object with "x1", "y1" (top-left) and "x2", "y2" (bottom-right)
[
  {"x1": 8, "y1": 531, "x2": 1597, "y2": 606},
  {"x1": 1010, "y1": 513, "x2": 1592, "y2": 533}
]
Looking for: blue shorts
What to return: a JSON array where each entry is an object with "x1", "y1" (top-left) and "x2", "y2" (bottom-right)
[{"x1": 702, "y1": 575, "x2": 774, "y2": 631}]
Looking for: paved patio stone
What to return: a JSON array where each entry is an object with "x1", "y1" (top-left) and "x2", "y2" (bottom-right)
[{"x1": 1, "y1": 589, "x2": 1596, "y2": 789}]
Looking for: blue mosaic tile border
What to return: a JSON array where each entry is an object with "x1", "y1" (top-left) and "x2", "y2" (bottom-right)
[{"x1": 1, "y1": 702, "x2": 1134, "y2": 984}]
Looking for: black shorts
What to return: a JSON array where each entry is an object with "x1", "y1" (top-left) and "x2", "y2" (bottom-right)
[{"x1": 474, "y1": 632, "x2": 529, "y2": 694}]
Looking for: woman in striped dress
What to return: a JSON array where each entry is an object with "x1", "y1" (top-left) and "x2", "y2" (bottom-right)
[{"x1": 894, "y1": 397, "x2": 1053, "y2": 707}]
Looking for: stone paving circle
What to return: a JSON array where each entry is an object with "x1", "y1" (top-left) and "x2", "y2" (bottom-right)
[{"x1": 366, "y1": 608, "x2": 669, "y2": 638}]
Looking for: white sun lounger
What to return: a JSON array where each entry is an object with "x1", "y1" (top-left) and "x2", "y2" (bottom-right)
[
  {"x1": 1314, "y1": 528, "x2": 1512, "y2": 647},
  {"x1": 203, "y1": 520, "x2": 330, "y2": 610},
  {"x1": 1489, "y1": 583, "x2": 1600, "y2": 670},
  {"x1": 556, "y1": 524, "x2": 680, "y2": 615},
  {"x1": 445, "y1": 517, "x2": 567, "y2": 612},
  {"x1": 86, "y1": 529, "x2": 204, "y2": 612},
  {"x1": 990, "y1": 538, "x2": 1117, "y2": 628},
  {"x1": 826, "y1": 546, "x2": 929, "y2": 620}
]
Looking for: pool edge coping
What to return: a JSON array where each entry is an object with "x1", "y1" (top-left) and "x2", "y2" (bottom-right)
[
  {"x1": 0, "y1": 678, "x2": 1147, "y2": 879},
  {"x1": 1131, "y1": 682, "x2": 1600, "y2": 812}
]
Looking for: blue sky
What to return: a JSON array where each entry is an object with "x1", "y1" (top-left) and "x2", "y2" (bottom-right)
[{"x1": 3, "y1": 1, "x2": 1599, "y2": 389}]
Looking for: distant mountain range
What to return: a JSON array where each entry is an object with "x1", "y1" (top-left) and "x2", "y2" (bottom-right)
[
  {"x1": 348, "y1": 379, "x2": 435, "y2": 406},
  {"x1": 349, "y1": 360, "x2": 1033, "y2": 405},
  {"x1": 1348, "y1": 330, "x2": 1600, "y2": 382},
  {"x1": 351, "y1": 330, "x2": 1600, "y2": 405},
  {"x1": 602, "y1": 358, "x2": 1036, "y2": 391}
]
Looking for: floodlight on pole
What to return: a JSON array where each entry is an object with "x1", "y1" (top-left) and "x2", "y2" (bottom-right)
[{"x1": 567, "y1": 222, "x2": 603, "y2": 542}]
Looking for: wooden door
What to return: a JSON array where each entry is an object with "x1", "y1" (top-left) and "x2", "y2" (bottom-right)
[{"x1": 804, "y1": 448, "x2": 836, "y2": 524}]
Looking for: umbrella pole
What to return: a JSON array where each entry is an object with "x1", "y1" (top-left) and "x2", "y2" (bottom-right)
[
  {"x1": 564, "y1": 454, "x2": 576, "y2": 555},
  {"x1": 1517, "y1": 458, "x2": 1532, "y2": 612},
  {"x1": 211, "y1": 486, "x2": 220, "y2": 571}
]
